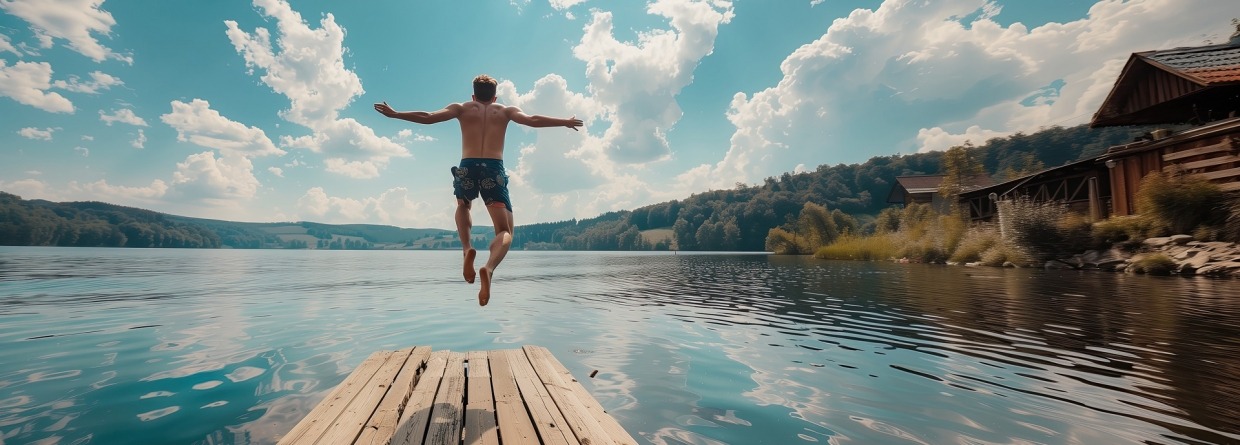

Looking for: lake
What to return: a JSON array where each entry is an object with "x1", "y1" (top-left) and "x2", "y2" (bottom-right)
[{"x1": 1, "y1": 247, "x2": 1238, "y2": 444}]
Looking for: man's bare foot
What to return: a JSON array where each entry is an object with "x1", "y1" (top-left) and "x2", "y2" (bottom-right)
[
  {"x1": 463, "y1": 248, "x2": 476, "y2": 283},
  {"x1": 478, "y1": 267, "x2": 492, "y2": 306}
]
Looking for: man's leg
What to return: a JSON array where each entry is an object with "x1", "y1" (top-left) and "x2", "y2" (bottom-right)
[
  {"x1": 456, "y1": 199, "x2": 477, "y2": 283},
  {"x1": 477, "y1": 204, "x2": 513, "y2": 306}
]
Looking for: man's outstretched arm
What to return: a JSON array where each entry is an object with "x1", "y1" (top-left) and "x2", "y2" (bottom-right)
[
  {"x1": 506, "y1": 107, "x2": 583, "y2": 131},
  {"x1": 374, "y1": 102, "x2": 462, "y2": 124}
]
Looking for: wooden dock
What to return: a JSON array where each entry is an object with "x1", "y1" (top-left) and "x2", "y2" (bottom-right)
[{"x1": 277, "y1": 345, "x2": 638, "y2": 445}]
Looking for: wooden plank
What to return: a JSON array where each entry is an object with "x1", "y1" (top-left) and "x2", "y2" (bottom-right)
[
  {"x1": 356, "y1": 346, "x2": 433, "y2": 445},
  {"x1": 464, "y1": 351, "x2": 499, "y2": 445},
  {"x1": 488, "y1": 350, "x2": 539, "y2": 445},
  {"x1": 1193, "y1": 166, "x2": 1240, "y2": 181},
  {"x1": 1167, "y1": 153, "x2": 1240, "y2": 172},
  {"x1": 391, "y1": 351, "x2": 451, "y2": 445},
  {"x1": 319, "y1": 348, "x2": 418, "y2": 445},
  {"x1": 1162, "y1": 139, "x2": 1237, "y2": 162},
  {"x1": 1221, "y1": 181, "x2": 1240, "y2": 192},
  {"x1": 278, "y1": 351, "x2": 396, "y2": 445},
  {"x1": 424, "y1": 352, "x2": 466, "y2": 445},
  {"x1": 505, "y1": 349, "x2": 577, "y2": 445},
  {"x1": 525, "y1": 346, "x2": 636, "y2": 445},
  {"x1": 523, "y1": 347, "x2": 635, "y2": 445}
]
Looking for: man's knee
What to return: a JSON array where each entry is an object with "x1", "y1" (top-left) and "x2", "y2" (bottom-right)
[{"x1": 457, "y1": 199, "x2": 472, "y2": 210}]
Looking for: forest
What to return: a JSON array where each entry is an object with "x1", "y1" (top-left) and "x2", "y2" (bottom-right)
[
  {"x1": 0, "y1": 124, "x2": 1149, "y2": 251},
  {"x1": 509, "y1": 124, "x2": 1148, "y2": 251}
]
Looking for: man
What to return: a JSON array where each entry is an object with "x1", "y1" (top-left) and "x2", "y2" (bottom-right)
[{"x1": 374, "y1": 74, "x2": 582, "y2": 305}]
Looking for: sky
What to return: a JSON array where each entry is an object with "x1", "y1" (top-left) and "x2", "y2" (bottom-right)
[{"x1": 1, "y1": 0, "x2": 1235, "y2": 230}]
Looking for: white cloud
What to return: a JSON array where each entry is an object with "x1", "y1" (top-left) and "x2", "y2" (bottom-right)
[
  {"x1": 131, "y1": 129, "x2": 146, "y2": 149},
  {"x1": 0, "y1": 34, "x2": 17, "y2": 55},
  {"x1": 397, "y1": 129, "x2": 437, "y2": 142},
  {"x1": 100, "y1": 108, "x2": 148, "y2": 126},
  {"x1": 81, "y1": 135, "x2": 93, "y2": 141},
  {"x1": 74, "y1": 146, "x2": 89, "y2": 157},
  {"x1": 53, "y1": 71, "x2": 122, "y2": 93},
  {"x1": 18, "y1": 127, "x2": 55, "y2": 140},
  {"x1": 224, "y1": 0, "x2": 407, "y2": 176},
  {"x1": 0, "y1": 0, "x2": 132, "y2": 63},
  {"x1": 549, "y1": 0, "x2": 587, "y2": 10},
  {"x1": 0, "y1": 60, "x2": 74, "y2": 113},
  {"x1": 68, "y1": 179, "x2": 169, "y2": 204},
  {"x1": 699, "y1": 0, "x2": 1235, "y2": 188},
  {"x1": 267, "y1": 166, "x2": 284, "y2": 177},
  {"x1": 0, "y1": 178, "x2": 56, "y2": 200},
  {"x1": 280, "y1": 117, "x2": 407, "y2": 176},
  {"x1": 573, "y1": 0, "x2": 734, "y2": 163},
  {"x1": 297, "y1": 186, "x2": 438, "y2": 227},
  {"x1": 160, "y1": 99, "x2": 284, "y2": 157},
  {"x1": 170, "y1": 151, "x2": 261, "y2": 201}
]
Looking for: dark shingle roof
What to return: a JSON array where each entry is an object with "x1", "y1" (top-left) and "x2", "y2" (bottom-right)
[{"x1": 1143, "y1": 43, "x2": 1240, "y2": 85}]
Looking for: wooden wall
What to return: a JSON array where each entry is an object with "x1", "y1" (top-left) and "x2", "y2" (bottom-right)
[{"x1": 1108, "y1": 129, "x2": 1240, "y2": 215}]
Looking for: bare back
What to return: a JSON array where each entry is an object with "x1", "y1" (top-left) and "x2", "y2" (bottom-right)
[{"x1": 456, "y1": 101, "x2": 513, "y2": 160}]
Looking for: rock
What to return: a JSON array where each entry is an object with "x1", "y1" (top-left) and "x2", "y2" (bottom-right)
[
  {"x1": 1198, "y1": 261, "x2": 1240, "y2": 277},
  {"x1": 1144, "y1": 237, "x2": 1175, "y2": 247},
  {"x1": 1045, "y1": 260, "x2": 1074, "y2": 270},
  {"x1": 1172, "y1": 249, "x2": 1201, "y2": 261},
  {"x1": 1169, "y1": 234, "x2": 1194, "y2": 245},
  {"x1": 1098, "y1": 259, "x2": 1128, "y2": 271},
  {"x1": 1003, "y1": 262, "x2": 1018, "y2": 268}
]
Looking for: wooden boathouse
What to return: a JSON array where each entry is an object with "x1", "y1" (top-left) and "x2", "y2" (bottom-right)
[{"x1": 277, "y1": 345, "x2": 637, "y2": 445}]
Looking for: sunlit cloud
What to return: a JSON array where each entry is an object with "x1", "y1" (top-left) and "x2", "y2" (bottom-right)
[
  {"x1": 18, "y1": 127, "x2": 55, "y2": 140},
  {"x1": 100, "y1": 108, "x2": 148, "y2": 127},
  {"x1": 0, "y1": 0, "x2": 132, "y2": 63},
  {"x1": 0, "y1": 60, "x2": 74, "y2": 113}
]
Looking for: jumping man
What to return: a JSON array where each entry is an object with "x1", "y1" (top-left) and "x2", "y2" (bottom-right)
[{"x1": 374, "y1": 74, "x2": 582, "y2": 306}]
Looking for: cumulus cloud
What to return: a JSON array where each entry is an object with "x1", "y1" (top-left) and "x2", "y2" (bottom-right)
[
  {"x1": 267, "y1": 166, "x2": 283, "y2": 177},
  {"x1": 0, "y1": 178, "x2": 56, "y2": 200},
  {"x1": 68, "y1": 178, "x2": 169, "y2": 205},
  {"x1": 160, "y1": 99, "x2": 284, "y2": 157},
  {"x1": 297, "y1": 186, "x2": 438, "y2": 227},
  {"x1": 224, "y1": 0, "x2": 407, "y2": 177},
  {"x1": 476, "y1": 0, "x2": 734, "y2": 224},
  {"x1": 573, "y1": 0, "x2": 733, "y2": 163},
  {"x1": 131, "y1": 129, "x2": 146, "y2": 149},
  {"x1": 74, "y1": 146, "x2": 89, "y2": 157},
  {"x1": 0, "y1": 34, "x2": 17, "y2": 55},
  {"x1": 170, "y1": 151, "x2": 261, "y2": 201},
  {"x1": 695, "y1": 0, "x2": 1234, "y2": 188},
  {"x1": 0, "y1": 0, "x2": 132, "y2": 63},
  {"x1": 100, "y1": 108, "x2": 148, "y2": 126},
  {"x1": 53, "y1": 71, "x2": 122, "y2": 93},
  {"x1": 18, "y1": 127, "x2": 55, "y2": 140},
  {"x1": 549, "y1": 0, "x2": 587, "y2": 9},
  {"x1": 0, "y1": 60, "x2": 74, "y2": 113}
]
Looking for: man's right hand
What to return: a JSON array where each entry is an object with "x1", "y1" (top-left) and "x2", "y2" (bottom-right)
[
  {"x1": 566, "y1": 116, "x2": 583, "y2": 131},
  {"x1": 374, "y1": 101, "x2": 396, "y2": 117}
]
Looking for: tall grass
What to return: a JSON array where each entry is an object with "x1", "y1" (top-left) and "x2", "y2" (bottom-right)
[
  {"x1": 814, "y1": 233, "x2": 899, "y2": 260},
  {"x1": 998, "y1": 196, "x2": 1091, "y2": 262}
]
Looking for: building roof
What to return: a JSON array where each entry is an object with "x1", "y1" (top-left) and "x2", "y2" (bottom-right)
[
  {"x1": 959, "y1": 158, "x2": 1100, "y2": 200},
  {"x1": 886, "y1": 174, "x2": 994, "y2": 203},
  {"x1": 1091, "y1": 40, "x2": 1240, "y2": 127},
  {"x1": 1145, "y1": 43, "x2": 1240, "y2": 85}
]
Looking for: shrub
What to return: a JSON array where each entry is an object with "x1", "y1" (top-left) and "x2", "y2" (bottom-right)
[
  {"x1": 998, "y1": 197, "x2": 1090, "y2": 262},
  {"x1": 1092, "y1": 215, "x2": 1160, "y2": 247},
  {"x1": 1224, "y1": 195, "x2": 1240, "y2": 243},
  {"x1": 1129, "y1": 253, "x2": 1177, "y2": 275},
  {"x1": 1135, "y1": 171, "x2": 1226, "y2": 235},
  {"x1": 815, "y1": 233, "x2": 899, "y2": 261},
  {"x1": 765, "y1": 227, "x2": 800, "y2": 254},
  {"x1": 949, "y1": 226, "x2": 1002, "y2": 263},
  {"x1": 979, "y1": 242, "x2": 1031, "y2": 267}
]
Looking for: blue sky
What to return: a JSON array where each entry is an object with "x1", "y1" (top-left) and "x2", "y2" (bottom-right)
[{"x1": 1, "y1": 0, "x2": 1234, "y2": 229}]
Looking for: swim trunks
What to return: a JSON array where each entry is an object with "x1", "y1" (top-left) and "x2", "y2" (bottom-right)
[{"x1": 452, "y1": 158, "x2": 512, "y2": 211}]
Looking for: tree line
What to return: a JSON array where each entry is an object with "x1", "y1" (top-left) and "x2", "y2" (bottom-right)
[
  {"x1": 511, "y1": 124, "x2": 1148, "y2": 251},
  {"x1": 0, "y1": 192, "x2": 222, "y2": 248}
]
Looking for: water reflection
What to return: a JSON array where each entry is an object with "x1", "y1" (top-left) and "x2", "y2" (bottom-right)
[{"x1": 0, "y1": 248, "x2": 1237, "y2": 444}]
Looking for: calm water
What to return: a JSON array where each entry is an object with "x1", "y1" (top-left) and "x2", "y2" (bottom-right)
[{"x1": 1, "y1": 247, "x2": 1239, "y2": 445}]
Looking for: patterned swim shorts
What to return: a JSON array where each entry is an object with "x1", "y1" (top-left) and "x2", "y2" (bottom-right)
[{"x1": 452, "y1": 158, "x2": 511, "y2": 212}]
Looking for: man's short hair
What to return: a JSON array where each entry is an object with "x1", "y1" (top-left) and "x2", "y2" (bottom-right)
[{"x1": 473, "y1": 74, "x2": 497, "y2": 102}]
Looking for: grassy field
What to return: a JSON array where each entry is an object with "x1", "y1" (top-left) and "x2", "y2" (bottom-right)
[{"x1": 641, "y1": 228, "x2": 674, "y2": 247}]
